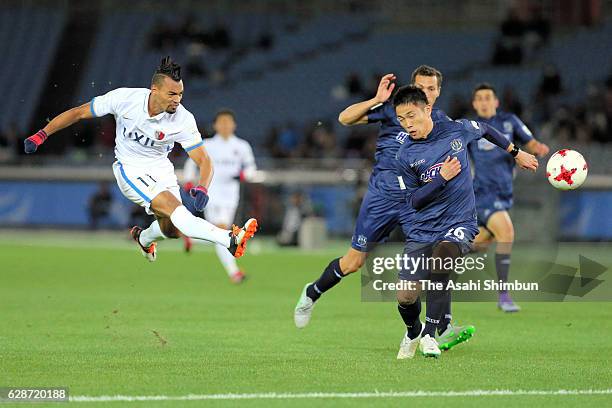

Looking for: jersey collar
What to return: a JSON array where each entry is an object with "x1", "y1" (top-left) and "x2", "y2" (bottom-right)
[{"x1": 143, "y1": 91, "x2": 167, "y2": 121}]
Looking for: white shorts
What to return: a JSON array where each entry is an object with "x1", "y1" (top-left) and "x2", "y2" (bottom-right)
[
  {"x1": 112, "y1": 161, "x2": 181, "y2": 215},
  {"x1": 204, "y1": 202, "x2": 237, "y2": 227}
]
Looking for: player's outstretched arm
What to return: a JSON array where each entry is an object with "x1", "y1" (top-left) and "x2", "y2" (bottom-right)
[
  {"x1": 186, "y1": 145, "x2": 213, "y2": 212},
  {"x1": 476, "y1": 121, "x2": 538, "y2": 172},
  {"x1": 523, "y1": 139, "x2": 550, "y2": 158},
  {"x1": 338, "y1": 73, "x2": 396, "y2": 126},
  {"x1": 24, "y1": 102, "x2": 94, "y2": 153}
]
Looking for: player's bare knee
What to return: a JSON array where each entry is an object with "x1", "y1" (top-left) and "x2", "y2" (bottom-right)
[
  {"x1": 397, "y1": 288, "x2": 419, "y2": 305},
  {"x1": 151, "y1": 191, "x2": 182, "y2": 218},
  {"x1": 495, "y1": 228, "x2": 514, "y2": 244}
]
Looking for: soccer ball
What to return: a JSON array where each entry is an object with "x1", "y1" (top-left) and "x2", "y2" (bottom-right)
[{"x1": 546, "y1": 149, "x2": 588, "y2": 190}]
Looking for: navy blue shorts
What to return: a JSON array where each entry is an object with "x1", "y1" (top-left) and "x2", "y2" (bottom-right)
[
  {"x1": 351, "y1": 189, "x2": 403, "y2": 252},
  {"x1": 398, "y1": 224, "x2": 477, "y2": 281},
  {"x1": 475, "y1": 194, "x2": 513, "y2": 227}
]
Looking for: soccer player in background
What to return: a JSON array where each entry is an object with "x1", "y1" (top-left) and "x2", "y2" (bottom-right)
[
  {"x1": 392, "y1": 86, "x2": 538, "y2": 358},
  {"x1": 183, "y1": 109, "x2": 257, "y2": 284},
  {"x1": 23, "y1": 57, "x2": 258, "y2": 261},
  {"x1": 469, "y1": 83, "x2": 549, "y2": 312}
]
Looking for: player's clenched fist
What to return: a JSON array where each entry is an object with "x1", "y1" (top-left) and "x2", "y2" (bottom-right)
[
  {"x1": 515, "y1": 150, "x2": 538, "y2": 172},
  {"x1": 374, "y1": 73, "x2": 396, "y2": 104},
  {"x1": 440, "y1": 156, "x2": 461, "y2": 181},
  {"x1": 24, "y1": 129, "x2": 48, "y2": 154},
  {"x1": 189, "y1": 185, "x2": 209, "y2": 212}
]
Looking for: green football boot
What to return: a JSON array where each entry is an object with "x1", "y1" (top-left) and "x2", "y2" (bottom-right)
[{"x1": 436, "y1": 323, "x2": 475, "y2": 351}]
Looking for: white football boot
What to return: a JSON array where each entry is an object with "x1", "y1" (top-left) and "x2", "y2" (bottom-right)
[
  {"x1": 294, "y1": 283, "x2": 316, "y2": 328},
  {"x1": 397, "y1": 323, "x2": 424, "y2": 359},
  {"x1": 419, "y1": 334, "x2": 442, "y2": 358}
]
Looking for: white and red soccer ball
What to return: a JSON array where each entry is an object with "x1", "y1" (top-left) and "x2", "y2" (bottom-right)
[{"x1": 546, "y1": 149, "x2": 588, "y2": 190}]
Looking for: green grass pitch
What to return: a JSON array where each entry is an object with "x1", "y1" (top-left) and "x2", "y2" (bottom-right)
[{"x1": 1, "y1": 232, "x2": 611, "y2": 407}]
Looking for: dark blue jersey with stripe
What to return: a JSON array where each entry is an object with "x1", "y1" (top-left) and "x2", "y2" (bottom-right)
[
  {"x1": 395, "y1": 119, "x2": 487, "y2": 241},
  {"x1": 467, "y1": 111, "x2": 533, "y2": 198},
  {"x1": 366, "y1": 101, "x2": 450, "y2": 201}
]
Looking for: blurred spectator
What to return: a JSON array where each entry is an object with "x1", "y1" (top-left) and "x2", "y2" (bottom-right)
[
  {"x1": 208, "y1": 23, "x2": 232, "y2": 49},
  {"x1": 492, "y1": 8, "x2": 527, "y2": 65},
  {"x1": 492, "y1": 38, "x2": 523, "y2": 65},
  {"x1": 276, "y1": 191, "x2": 312, "y2": 246},
  {"x1": 185, "y1": 43, "x2": 208, "y2": 79},
  {"x1": 538, "y1": 65, "x2": 563, "y2": 98},
  {"x1": 524, "y1": 6, "x2": 550, "y2": 53},
  {"x1": 364, "y1": 72, "x2": 384, "y2": 98},
  {"x1": 257, "y1": 32, "x2": 274, "y2": 50},
  {"x1": 541, "y1": 75, "x2": 611, "y2": 145},
  {"x1": 0, "y1": 123, "x2": 19, "y2": 162},
  {"x1": 266, "y1": 123, "x2": 301, "y2": 158},
  {"x1": 500, "y1": 8, "x2": 525, "y2": 38},
  {"x1": 181, "y1": 15, "x2": 207, "y2": 44},
  {"x1": 345, "y1": 72, "x2": 364, "y2": 96},
  {"x1": 88, "y1": 182, "x2": 113, "y2": 230},
  {"x1": 448, "y1": 94, "x2": 470, "y2": 119},
  {"x1": 606, "y1": 74, "x2": 612, "y2": 126},
  {"x1": 300, "y1": 122, "x2": 339, "y2": 158},
  {"x1": 343, "y1": 128, "x2": 377, "y2": 161},
  {"x1": 148, "y1": 18, "x2": 180, "y2": 50},
  {"x1": 502, "y1": 87, "x2": 524, "y2": 117}
]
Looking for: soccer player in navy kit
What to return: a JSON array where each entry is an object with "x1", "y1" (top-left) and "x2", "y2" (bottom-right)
[
  {"x1": 293, "y1": 68, "x2": 453, "y2": 329},
  {"x1": 392, "y1": 86, "x2": 538, "y2": 358},
  {"x1": 469, "y1": 83, "x2": 549, "y2": 312}
]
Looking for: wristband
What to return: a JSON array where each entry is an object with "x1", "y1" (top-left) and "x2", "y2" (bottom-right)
[{"x1": 510, "y1": 145, "x2": 520, "y2": 157}]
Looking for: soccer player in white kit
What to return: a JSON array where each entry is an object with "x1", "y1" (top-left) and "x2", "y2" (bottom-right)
[
  {"x1": 24, "y1": 57, "x2": 258, "y2": 260},
  {"x1": 183, "y1": 109, "x2": 256, "y2": 283}
]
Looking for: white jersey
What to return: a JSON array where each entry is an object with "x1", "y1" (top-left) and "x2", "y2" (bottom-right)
[
  {"x1": 91, "y1": 87, "x2": 203, "y2": 168},
  {"x1": 184, "y1": 134, "x2": 256, "y2": 206}
]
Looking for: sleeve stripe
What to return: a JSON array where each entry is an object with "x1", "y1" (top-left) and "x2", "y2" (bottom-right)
[
  {"x1": 90, "y1": 98, "x2": 97, "y2": 117},
  {"x1": 184, "y1": 141, "x2": 204, "y2": 152}
]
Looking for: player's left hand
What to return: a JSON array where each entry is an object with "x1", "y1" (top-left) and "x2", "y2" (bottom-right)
[
  {"x1": 515, "y1": 150, "x2": 538, "y2": 172},
  {"x1": 189, "y1": 185, "x2": 209, "y2": 212}
]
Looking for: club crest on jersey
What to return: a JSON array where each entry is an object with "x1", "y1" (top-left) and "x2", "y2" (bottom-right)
[
  {"x1": 356, "y1": 234, "x2": 367, "y2": 247},
  {"x1": 451, "y1": 138, "x2": 463, "y2": 152},
  {"x1": 396, "y1": 131, "x2": 408, "y2": 144},
  {"x1": 155, "y1": 130, "x2": 165, "y2": 140},
  {"x1": 503, "y1": 121, "x2": 513, "y2": 133},
  {"x1": 420, "y1": 163, "x2": 444, "y2": 182}
]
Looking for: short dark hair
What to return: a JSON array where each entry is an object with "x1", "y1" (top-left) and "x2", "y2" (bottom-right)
[
  {"x1": 152, "y1": 56, "x2": 182, "y2": 86},
  {"x1": 392, "y1": 85, "x2": 429, "y2": 107},
  {"x1": 411, "y1": 65, "x2": 443, "y2": 88},
  {"x1": 214, "y1": 108, "x2": 236, "y2": 122},
  {"x1": 472, "y1": 82, "x2": 497, "y2": 99}
]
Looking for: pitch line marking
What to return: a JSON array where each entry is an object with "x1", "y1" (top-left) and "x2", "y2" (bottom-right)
[{"x1": 70, "y1": 389, "x2": 612, "y2": 402}]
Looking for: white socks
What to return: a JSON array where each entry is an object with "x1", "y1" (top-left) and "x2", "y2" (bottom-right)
[
  {"x1": 139, "y1": 220, "x2": 166, "y2": 247},
  {"x1": 170, "y1": 206, "x2": 231, "y2": 247},
  {"x1": 215, "y1": 243, "x2": 240, "y2": 277}
]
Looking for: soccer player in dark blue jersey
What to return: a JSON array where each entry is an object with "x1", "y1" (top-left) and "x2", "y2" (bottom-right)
[
  {"x1": 294, "y1": 67, "x2": 453, "y2": 329},
  {"x1": 468, "y1": 83, "x2": 549, "y2": 312},
  {"x1": 392, "y1": 85, "x2": 537, "y2": 358}
]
